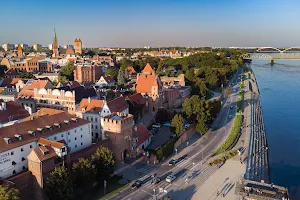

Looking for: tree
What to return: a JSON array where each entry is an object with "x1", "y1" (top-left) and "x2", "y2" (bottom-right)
[
  {"x1": 59, "y1": 62, "x2": 74, "y2": 81},
  {"x1": 124, "y1": 67, "x2": 129, "y2": 80},
  {"x1": 0, "y1": 184, "x2": 20, "y2": 200},
  {"x1": 0, "y1": 65, "x2": 8, "y2": 78},
  {"x1": 120, "y1": 58, "x2": 133, "y2": 70},
  {"x1": 91, "y1": 147, "x2": 115, "y2": 182},
  {"x1": 155, "y1": 108, "x2": 168, "y2": 123},
  {"x1": 72, "y1": 158, "x2": 96, "y2": 189},
  {"x1": 171, "y1": 114, "x2": 184, "y2": 136},
  {"x1": 117, "y1": 68, "x2": 125, "y2": 85},
  {"x1": 58, "y1": 76, "x2": 67, "y2": 83},
  {"x1": 19, "y1": 73, "x2": 35, "y2": 79},
  {"x1": 105, "y1": 68, "x2": 118, "y2": 79},
  {"x1": 45, "y1": 166, "x2": 74, "y2": 200},
  {"x1": 196, "y1": 114, "x2": 209, "y2": 135},
  {"x1": 199, "y1": 80, "x2": 208, "y2": 97}
]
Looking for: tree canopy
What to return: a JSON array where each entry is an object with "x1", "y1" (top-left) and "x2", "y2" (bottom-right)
[
  {"x1": 59, "y1": 62, "x2": 74, "y2": 81},
  {"x1": 117, "y1": 68, "x2": 125, "y2": 85},
  {"x1": 19, "y1": 73, "x2": 35, "y2": 79},
  {"x1": 72, "y1": 158, "x2": 96, "y2": 189},
  {"x1": 105, "y1": 68, "x2": 118, "y2": 79},
  {"x1": 0, "y1": 184, "x2": 20, "y2": 200},
  {"x1": 171, "y1": 114, "x2": 185, "y2": 136},
  {"x1": 45, "y1": 166, "x2": 74, "y2": 200}
]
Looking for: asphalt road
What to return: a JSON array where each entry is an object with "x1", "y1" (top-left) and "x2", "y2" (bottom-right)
[{"x1": 109, "y1": 68, "x2": 243, "y2": 200}]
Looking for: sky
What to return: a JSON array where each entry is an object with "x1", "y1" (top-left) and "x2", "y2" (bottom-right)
[{"x1": 1, "y1": 0, "x2": 300, "y2": 48}]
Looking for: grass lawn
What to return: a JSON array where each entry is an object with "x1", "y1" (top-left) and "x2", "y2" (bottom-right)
[{"x1": 74, "y1": 175, "x2": 129, "y2": 200}]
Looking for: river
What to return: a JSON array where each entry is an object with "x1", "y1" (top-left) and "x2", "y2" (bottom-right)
[{"x1": 250, "y1": 60, "x2": 300, "y2": 198}]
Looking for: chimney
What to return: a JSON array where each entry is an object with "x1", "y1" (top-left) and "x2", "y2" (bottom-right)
[{"x1": 88, "y1": 97, "x2": 91, "y2": 103}]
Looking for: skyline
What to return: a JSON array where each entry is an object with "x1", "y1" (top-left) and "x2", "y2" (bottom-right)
[{"x1": 1, "y1": 0, "x2": 300, "y2": 48}]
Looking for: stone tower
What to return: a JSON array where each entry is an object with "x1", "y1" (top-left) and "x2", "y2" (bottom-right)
[
  {"x1": 17, "y1": 44, "x2": 23, "y2": 58},
  {"x1": 74, "y1": 38, "x2": 82, "y2": 55},
  {"x1": 52, "y1": 28, "x2": 59, "y2": 57}
]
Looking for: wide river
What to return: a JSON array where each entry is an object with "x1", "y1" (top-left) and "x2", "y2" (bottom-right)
[{"x1": 250, "y1": 60, "x2": 300, "y2": 198}]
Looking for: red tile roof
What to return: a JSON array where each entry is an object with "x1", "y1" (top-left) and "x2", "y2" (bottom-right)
[
  {"x1": 0, "y1": 112, "x2": 90, "y2": 152},
  {"x1": 0, "y1": 101, "x2": 30, "y2": 123},
  {"x1": 77, "y1": 98, "x2": 104, "y2": 113},
  {"x1": 38, "y1": 138, "x2": 65, "y2": 149},
  {"x1": 127, "y1": 93, "x2": 146, "y2": 105},
  {"x1": 107, "y1": 96, "x2": 128, "y2": 113},
  {"x1": 33, "y1": 145, "x2": 57, "y2": 161},
  {"x1": 136, "y1": 74, "x2": 158, "y2": 94},
  {"x1": 0, "y1": 78, "x2": 23, "y2": 87},
  {"x1": 133, "y1": 124, "x2": 151, "y2": 146},
  {"x1": 20, "y1": 108, "x2": 64, "y2": 122},
  {"x1": 142, "y1": 63, "x2": 155, "y2": 74},
  {"x1": 5, "y1": 69, "x2": 19, "y2": 76},
  {"x1": 127, "y1": 66, "x2": 136, "y2": 75}
]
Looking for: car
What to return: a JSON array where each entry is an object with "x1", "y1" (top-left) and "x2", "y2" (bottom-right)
[
  {"x1": 151, "y1": 177, "x2": 161, "y2": 184},
  {"x1": 131, "y1": 180, "x2": 142, "y2": 189},
  {"x1": 166, "y1": 175, "x2": 176, "y2": 183},
  {"x1": 169, "y1": 159, "x2": 177, "y2": 166},
  {"x1": 152, "y1": 123, "x2": 162, "y2": 129}
]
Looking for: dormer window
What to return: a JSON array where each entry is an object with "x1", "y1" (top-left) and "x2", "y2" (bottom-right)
[
  {"x1": 71, "y1": 118, "x2": 77, "y2": 122},
  {"x1": 37, "y1": 128, "x2": 43, "y2": 133},
  {"x1": 64, "y1": 120, "x2": 70, "y2": 125},
  {"x1": 45, "y1": 125, "x2": 52, "y2": 130},
  {"x1": 14, "y1": 134, "x2": 22, "y2": 141},
  {"x1": 28, "y1": 131, "x2": 35, "y2": 136},
  {"x1": 4, "y1": 137, "x2": 12, "y2": 144},
  {"x1": 82, "y1": 108, "x2": 85, "y2": 112},
  {"x1": 54, "y1": 123, "x2": 61, "y2": 128}
]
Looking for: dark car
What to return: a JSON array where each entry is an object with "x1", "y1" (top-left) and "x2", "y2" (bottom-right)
[
  {"x1": 131, "y1": 180, "x2": 142, "y2": 189},
  {"x1": 151, "y1": 177, "x2": 161, "y2": 184},
  {"x1": 169, "y1": 159, "x2": 177, "y2": 166}
]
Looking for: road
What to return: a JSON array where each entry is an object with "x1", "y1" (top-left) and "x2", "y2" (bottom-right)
[{"x1": 109, "y1": 68, "x2": 243, "y2": 200}]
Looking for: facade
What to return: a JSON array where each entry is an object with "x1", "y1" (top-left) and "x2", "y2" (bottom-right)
[
  {"x1": 0, "y1": 111, "x2": 91, "y2": 178},
  {"x1": 160, "y1": 74, "x2": 185, "y2": 87},
  {"x1": 17, "y1": 44, "x2": 23, "y2": 58},
  {"x1": 52, "y1": 29, "x2": 59, "y2": 57},
  {"x1": 76, "y1": 98, "x2": 104, "y2": 140},
  {"x1": 95, "y1": 76, "x2": 115, "y2": 88},
  {"x1": 38, "y1": 60, "x2": 53, "y2": 73},
  {"x1": 0, "y1": 88, "x2": 18, "y2": 102},
  {"x1": 132, "y1": 124, "x2": 152, "y2": 154},
  {"x1": 92, "y1": 55, "x2": 115, "y2": 67},
  {"x1": 33, "y1": 44, "x2": 42, "y2": 51},
  {"x1": 74, "y1": 63, "x2": 95, "y2": 83},
  {"x1": 74, "y1": 38, "x2": 82, "y2": 55},
  {"x1": 2, "y1": 44, "x2": 15, "y2": 51},
  {"x1": 127, "y1": 66, "x2": 137, "y2": 80}
]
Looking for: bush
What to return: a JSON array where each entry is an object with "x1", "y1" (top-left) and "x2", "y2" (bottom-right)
[{"x1": 155, "y1": 137, "x2": 178, "y2": 161}]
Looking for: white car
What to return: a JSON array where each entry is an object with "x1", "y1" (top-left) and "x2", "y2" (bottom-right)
[{"x1": 166, "y1": 175, "x2": 176, "y2": 183}]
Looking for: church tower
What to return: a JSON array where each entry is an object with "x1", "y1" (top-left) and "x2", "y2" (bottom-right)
[
  {"x1": 74, "y1": 38, "x2": 82, "y2": 55},
  {"x1": 52, "y1": 28, "x2": 59, "y2": 57},
  {"x1": 17, "y1": 44, "x2": 23, "y2": 58}
]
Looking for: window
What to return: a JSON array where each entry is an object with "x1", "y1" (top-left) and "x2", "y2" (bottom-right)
[
  {"x1": 75, "y1": 137, "x2": 77, "y2": 141},
  {"x1": 74, "y1": 129, "x2": 76, "y2": 133},
  {"x1": 81, "y1": 142, "x2": 83, "y2": 146},
  {"x1": 75, "y1": 145, "x2": 77, "y2": 148},
  {"x1": 68, "y1": 139, "x2": 70, "y2": 143},
  {"x1": 95, "y1": 117, "x2": 98, "y2": 122},
  {"x1": 12, "y1": 161, "x2": 16, "y2": 165},
  {"x1": 30, "y1": 145, "x2": 32, "y2": 148},
  {"x1": 23, "y1": 166, "x2": 26, "y2": 170},
  {"x1": 91, "y1": 117, "x2": 93, "y2": 122},
  {"x1": 62, "y1": 147, "x2": 66, "y2": 152},
  {"x1": 11, "y1": 151, "x2": 14, "y2": 155},
  {"x1": 21, "y1": 148, "x2": 24, "y2": 152},
  {"x1": 92, "y1": 132, "x2": 93, "y2": 136},
  {"x1": 81, "y1": 135, "x2": 83, "y2": 138},
  {"x1": 54, "y1": 136, "x2": 57, "y2": 140},
  {"x1": 81, "y1": 128, "x2": 82, "y2": 131},
  {"x1": 68, "y1": 132, "x2": 70, "y2": 135},
  {"x1": 22, "y1": 157, "x2": 26, "y2": 161},
  {"x1": 13, "y1": 170, "x2": 16, "y2": 174},
  {"x1": 95, "y1": 125, "x2": 98, "y2": 129},
  {"x1": 61, "y1": 134, "x2": 64, "y2": 138},
  {"x1": 91, "y1": 125, "x2": 93, "y2": 129}
]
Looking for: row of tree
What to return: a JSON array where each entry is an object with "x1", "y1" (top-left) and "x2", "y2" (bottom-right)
[{"x1": 45, "y1": 147, "x2": 115, "y2": 200}]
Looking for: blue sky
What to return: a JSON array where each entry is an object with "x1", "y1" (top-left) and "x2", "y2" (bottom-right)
[{"x1": 0, "y1": 0, "x2": 300, "y2": 47}]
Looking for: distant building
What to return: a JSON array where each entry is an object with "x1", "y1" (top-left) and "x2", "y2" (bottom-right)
[
  {"x1": 0, "y1": 101, "x2": 30, "y2": 128},
  {"x1": 17, "y1": 44, "x2": 23, "y2": 58},
  {"x1": 2, "y1": 44, "x2": 15, "y2": 51},
  {"x1": 33, "y1": 44, "x2": 42, "y2": 51},
  {"x1": 35, "y1": 73, "x2": 59, "y2": 82},
  {"x1": 127, "y1": 66, "x2": 137, "y2": 80},
  {"x1": 74, "y1": 38, "x2": 82, "y2": 55},
  {"x1": 0, "y1": 88, "x2": 18, "y2": 102},
  {"x1": 74, "y1": 63, "x2": 95, "y2": 83},
  {"x1": 52, "y1": 28, "x2": 59, "y2": 57},
  {"x1": 95, "y1": 76, "x2": 115, "y2": 88},
  {"x1": 48, "y1": 44, "x2": 53, "y2": 50}
]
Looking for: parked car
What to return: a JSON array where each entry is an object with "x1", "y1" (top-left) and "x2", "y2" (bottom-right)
[
  {"x1": 169, "y1": 159, "x2": 177, "y2": 166},
  {"x1": 152, "y1": 123, "x2": 162, "y2": 129},
  {"x1": 131, "y1": 180, "x2": 142, "y2": 189},
  {"x1": 166, "y1": 175, "x2": 176, "y2": 183},
  {"x1": 151, "y1": 177, "x2": 161, "y2": 184}
]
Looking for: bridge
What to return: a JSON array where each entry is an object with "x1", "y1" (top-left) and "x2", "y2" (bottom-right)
[{"x1": 242, "y1": 47, "x2": 300, "y2": 60}]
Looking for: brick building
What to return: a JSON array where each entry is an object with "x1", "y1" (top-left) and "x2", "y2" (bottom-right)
[
  {"x1": 52, "y1": 28, "x2": 59, "y2": 57},
  {"x1": 74, "y1": 38, "x2": 82, "y2": 55},
  {"x1": 74, "y1": 63, "x2": 95, "y2": 83}
]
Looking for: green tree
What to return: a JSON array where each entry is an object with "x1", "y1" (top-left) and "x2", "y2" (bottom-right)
[
  {"x1": 105, "y1": 68, "x2": 118, "y2": 78},
  {"x1": 91, "y1": 147, "x2": 115, "y2": 182},
  {"x1": 185, "y1": 69, "x2": 194, "y2": 82},
  {"x1": 196, "y1": 114, "x2": 209, "y2": 135},
  {"x1": 171, "y1": 114, "x2": 184, "y2": 136},
  {"x1": 72, "y1": 158, "x2": 96, "y2": 189},
  {"x1": 0, "y1": 184, "x2": 20, "y2": 200},
  {"x1": 117, "y1": 68, "x2": 125, "y2": 85},
  {"x1": 0, "y1": 65, "x2": 8, "y2": 78},
  {"x1": 60, "y1": 62, "x2": 74, "y2": 81},
  {"x1": 124, "y1": 67, "x2": 129, "y2": 80},
  {"x1": 19, "y1": 73, "x2": 35, "y2": 79},
  {"x1": 120, "y1": 58, "x2": 133, "y2": 70},
  {"x1": 45, "y1": 166, "x2": 74, "y2": 200},
  {"x1": 58, "y1": 76, "x2": 68, "y2": 83},
  {"x1": 199, "y1": 80, "x2": 208, "y2": 97}
]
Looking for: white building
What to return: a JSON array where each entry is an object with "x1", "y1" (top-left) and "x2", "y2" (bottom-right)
[
  {"x1": 95, "y1": 76, "x2": 115, "y2": 88},
  {"x1": 33, "y1": 44, "x2": 42, "y2": 51},
  {"x1": 48, "y1": 44, "x2": 53, "y2": 50},
  {"x1": 2, "y1": 44, "x2": 15, "y2": 51},
  {"x1": 0, "y1": 111, "x2": 91, "y2": 178}
]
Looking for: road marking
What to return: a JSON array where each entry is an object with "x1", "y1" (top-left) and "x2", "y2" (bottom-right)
[{"x1": 141, "y1": 189, "x2": 152, "y2": 195}]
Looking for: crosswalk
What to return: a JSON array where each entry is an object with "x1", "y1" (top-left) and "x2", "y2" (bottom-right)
[{"x1": 137, "y1": 164, "x2": 156, "y2": 174}]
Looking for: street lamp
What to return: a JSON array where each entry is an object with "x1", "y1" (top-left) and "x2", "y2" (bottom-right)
[{"x1": 175, "y1": 148, "x2": 178, "y2": 155}]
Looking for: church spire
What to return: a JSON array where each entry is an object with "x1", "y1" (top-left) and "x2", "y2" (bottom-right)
[{"x1": 53, "y1": 28, "x2": 57, "y2": 43}]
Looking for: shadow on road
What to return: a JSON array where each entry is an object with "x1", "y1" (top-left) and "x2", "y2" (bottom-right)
[{"x1": 164, "y1": 184, "x2": 197, "y2": 200}]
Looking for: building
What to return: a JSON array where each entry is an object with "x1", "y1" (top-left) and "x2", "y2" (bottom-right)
[
  {"x1": 92, "y1": 55, "x2": 115, "y2": 67},
  {"x1": 95, "y1": 76, "x2": 115, "y2": 88},
  {"x1": 126, "y1": 93, "x2": 146, "y2": 122},
  {"x1": 17, "y1": 44, "x2": 23, "y2": 58},
  {"x1": 0, "y1": 87, "x2": 18, "y2": 102},
  {"x1": 38, "y1": 60, "x2": 53, "y2": 73},
  {"x1": 0, "y1": 78, "x2": 23, "y2": 89},
  {"x1": 2, "y1": 44, "x2": 15, "y2": 51},
  {"x1": 56, "y1": 81, "x2": 81, "y2": 89},
  {"x1": 0, "y1": 101, "x2": 30, "y2": 128},
  {"x1": 74, "y1": 38, "x2": 82, "y2": 55},
  {"x1": 0, "y1": 111, "x2": 91, "y2": 179},
  {"x1": 35, "y1": 73, "x2": 59, "y2": 82},
  {"x1": 132, "y1": 124, "x2": 152, "y2": 154},
  {"x1": 76, "y1": 98, "x2": 104, "y2": 140},
  {"x1": 160, "y1": 74, "x2": 185, "y2": 87},
  {"x1": 5, "y1": 69, "x2": 20, "y2": 78},
  {"x1": 127, "y1": 66, "x2": 137, "y2": 80},
  {"x1": 74, "y1": 63, "x2": 95, "y2": 83},
  {"x1": 52, "y1": 29, "x2": 59, "y2": 57},
  {"x1": 135, "y1": 63, "x2": 163, "y2": 112},
  {"x1": 33, "y1": 44, "x2": 42, "y2": 51},
  {"x1": 48, "y1": 44, "x2": 53, "y2": 50}
]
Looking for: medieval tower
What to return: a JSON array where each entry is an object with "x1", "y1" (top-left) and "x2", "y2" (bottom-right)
[
  {"x1": 74, "y1": 38, "x2": 82, "y2": 55},
  {"x1": 52, "y1": 28, "x2": 59, "y2": 57}
]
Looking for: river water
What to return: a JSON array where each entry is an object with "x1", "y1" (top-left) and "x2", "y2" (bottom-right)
[{"x1": 250, "y1": 60, "x2": 300, "y2": 198}]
